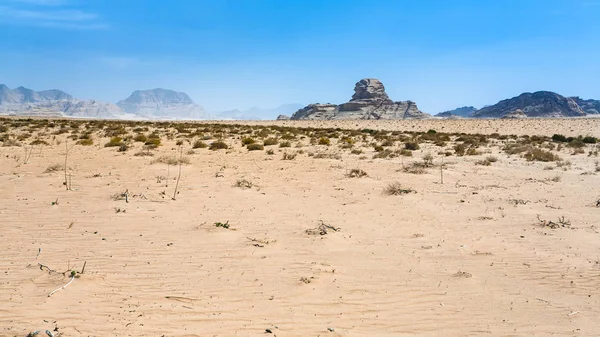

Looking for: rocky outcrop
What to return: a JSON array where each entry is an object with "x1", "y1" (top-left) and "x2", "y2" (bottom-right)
[
  {"x1": 435, "y1": 106, "x2": 477, "y2": 118},
  {"x1": 501, "y1": 109, "x2": 528, "y2": 119},
  {"x1": 290, "y1": 78, "x2": 430, "y2": 120},
  {"x1": 276, "y1": 114, "x2": 290, "y2": 120},
  {"x1": 117, "y1": 89, "x2": 211, "y2": 119},
  {"x1": 472, "y1": 91, "x2": 586, "y2": 118},
  {"x1": 571, "y1": 97, "x2": 600, "y2": 115},
  {"x1": 0, "y1": 84, "x2": 121, "y2": 118}
]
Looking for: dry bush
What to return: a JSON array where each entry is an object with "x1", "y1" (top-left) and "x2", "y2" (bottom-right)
[
  {"x1": 234, "y1": 179, "x2": 253, "y2": 189},
  {"x1": 524, "y1": 148, "x2": 560, "y2": 162},
  {"x1": 314, "y1": 152, "x2": 342, "y2": 160},
  {"x1": 209, "y1": 140, "x2": 228, "y2": 150},
  {"x1": 133, "y1": 134, "x2": 148, "y2": 142},
  {"x1": 241, "y1": 137, "x2": 255, "y2": 145},
  {"x1": 279, "y1": 141, "x2": 292, "y2": 148},
  {"x1": 350, "y1": 149, "x2": 363, "y2": 155},
  {"x1": 282, "y1": 152, "x2": 297, "y2": 160},
  {"x1": 383, "y1": 182, "x2": 415, "y2": 195},
  {"x1": 347, "y1": 168, "x2": 368, "y2": 178},
  {"x1": 247, "y1": 143, "x2": 264, "y2": 151},
  {"x1": 193, "y1": 140, "x2": 207, "y2": 148},
  {"x1": 402, "y1": 162, "x2": 427, "y2": 174},
  {"x1": 152, "y1": 155, "x2": 190, "y2": 165},
  {"x1": 77, "y1": 138, "x2": 93, "y2": 146},
  {"x1": 263, "y1": 138, "x2": 278, "y2": 146},
  {"x1": 44, "y1": 163, "x2": 64, "y2": 173},
  {"x1": 404, "y1": 142, "x2": 420, "y2": 150},
  {"x1": 318, "y1": 137, "x2": 331, "y2": 146}
]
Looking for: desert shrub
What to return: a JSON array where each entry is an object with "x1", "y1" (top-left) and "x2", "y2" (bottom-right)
[
  {"x1": 404, "y1": 142, "x2": 420, "y2": 150},
  {"x1": 524, "y1": 148, "x2": 560, "y2": 162},
  {"x1": 77, "y1": 139, "x2": 94, "y2": 146},
  {"x1": 427, "y1": 129, "x2": 437, "y2": 134},
  {"x1": 266, "y1": 149, "x2": 275, "y2": 155},
  {"x1": 572, "y1": 147, "x2": 585, "y2": 155},
  {"x1": 176, "y1": 139, "x2": 184, "y2": 146},
  {"x1": 263, "y1": 138, "x2": 279, "y2": 146},
  {"x1": 466, "y1": 148, "x2": 481, "y2": 156},
  {"x1": 144, "y1": 137, "x2": 161, "y2": 148},
  {"x1": 133, "y1": 133, "x2": 147, "y2": 142},
  {"x1": 105, "y1": 137, "x2": 124, "y2": 147},
  {"x1": 402, "y1": 162, "x2": 427, "y2": 174},
  {"x1": 373, "y1": 145, "x2": 384, "y2": 152},
  {"x1": 234, "y1": 179, "x2": 253, "y2": 189},
  {"x1": 44, "y1": 163, "x2": 63, "y2": 173},
  {"x1": 582, "y1": 136, "x2": 597, "y2": 144},
  {"x1": 193, "y1": 140, "x2": 207, "y2": 148},
  {"x1": 399, "y1": 149, "x2": 413, "y2": 157},
  {"x1": 350, "y1": 149, "x2": 363, "y2": 155},
  {"x1": 118, "y1": 144, "x2": 129, "y2": 152},
  {"x1": 381, "y1": 139, "x2": 394, "y2": 147},
  {"x1": 383, "y1": 182, "x2": 415, "y2": 195},
  {"x1": 567, "y1": 138, "x2": 585, "y2": 148},
  {"x1": 152, "y1": 155, "x2": 190, "y2": 165},
  {"x1": 318, "y1": 137, "x2": 331, "y2": 146},
  {"x1": 279, "y1": 141, "x2": 292, "y2": 148},
  {"x1": 347, "y1": 168, "x2": 368, "y2": 178},
  {"x1": 454, "y1": 144, "x2": 466, "y2": 156},
  {"x1": 282, "y1": 152, "x2": 297, "y2": 160},
  {"x1": 30, "y1": 139, "x2": 49, "y2": 146},
  {"x1": 209, "y1": 140, "x2": 228, "y2": 150},
  {"x1": 552, "y1": 134, "x2": 568, "y2": 142},
  {"x1": 422, "y1": 153, "x2": 434, "y2": 167},
  {"x1": 247, "y1": 143, "x2": 264, "y2": 151},
  {"x1": 503, "y1": 143, "x2": 529, "y2": 155},
  {"x1": 373, "y1": 149, "x2": 393, "y2": 159},
  {"x1": 241, "y1": 137, "x2": 255, "y2": 145}
]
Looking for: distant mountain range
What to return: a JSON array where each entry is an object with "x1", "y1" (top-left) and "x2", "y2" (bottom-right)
[
  {"x1": 436, "y1": 92, "x2": 599, "y2": 119},
  {"x1": 1, "y1": 83, "x2": 598, "y2": 120}
]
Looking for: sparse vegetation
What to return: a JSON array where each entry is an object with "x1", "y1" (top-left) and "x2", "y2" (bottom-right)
[{"x1": 383, "y1": 182, "x2": 415, "y2": 195}]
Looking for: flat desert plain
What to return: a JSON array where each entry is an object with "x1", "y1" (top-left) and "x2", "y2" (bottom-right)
[{"x1": 1, "y1": 117, "x2": 600, "y2": 337}]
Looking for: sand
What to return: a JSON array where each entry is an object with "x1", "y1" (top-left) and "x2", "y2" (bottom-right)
[{"x1": 1, "y1": 118, "x2": 599, "y2": 336}]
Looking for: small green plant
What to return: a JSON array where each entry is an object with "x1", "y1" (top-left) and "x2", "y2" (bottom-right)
[
  {"x1": 215, "y1": 221, "x2": 230, "y2": 229},
  {"x1": 105, "y1": 137, "x2": 124, "y2": 147},
  {"x1": 552, "y1": 134, "x2": 568, "y2": 142}
]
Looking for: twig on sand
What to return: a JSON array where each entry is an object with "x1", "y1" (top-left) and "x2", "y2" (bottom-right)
[{"x1": 48, "y1": 275, "x2": 75, "y2": 297}]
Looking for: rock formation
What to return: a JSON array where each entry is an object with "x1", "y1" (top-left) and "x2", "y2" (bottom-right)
[
  {"x1": 290, "y1": 78, "x2": 430, "y2": 120},
  {"x1": 0, "y1": 84, "x2": 122, "y2": 118},
  {"x1": 435, "y1": 106, "x2": 477, "y2": 118},
  {"x1": 117, "y1": 89, "x2": 211, "y2": 119},
  {"x1": 571, "y1": 97, "x2": 600, "y2": 115},
  {"x1": 501, "y1": 109, "x2": 528, "y2": 119},
  {"x1": 472, "y1": 91, "x2": 586, "y2": 118},
  {"x1": 276, "y1": 114, "x2": 290, "y2": 120}
]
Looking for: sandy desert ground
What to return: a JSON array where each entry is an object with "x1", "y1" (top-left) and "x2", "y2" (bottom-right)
[{"x1": 1, "y1": 117, "x2": 600, "y2": 337}]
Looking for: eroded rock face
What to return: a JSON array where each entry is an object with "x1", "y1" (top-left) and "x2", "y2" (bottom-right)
[
  {"x1": 276, "y1": 114, "x2": 290, "y2": 120},
  {"x1": 290, "y1": 79, "x2": 429, "y2": 120},
  {"x1": 571, "y1": 97, "x2": 600, "y2": 115},
  {"x1": 435, "y1": 106, "x2": 477, "y2": 118},
  {"x1": 473, "y1": 91, "x2": 587, "y2": 118},
  {"x1": 501, "y1": 109, "x2": 528, "y2": 119}
]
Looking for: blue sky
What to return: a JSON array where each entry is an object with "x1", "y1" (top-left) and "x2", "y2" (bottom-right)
[{"x1": 0, "y1": 0, "x2": 599, "y2": 114}]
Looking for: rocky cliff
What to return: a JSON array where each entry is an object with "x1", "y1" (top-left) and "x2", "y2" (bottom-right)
[
  {"x1": 571, "y1": 97, "x2": 600, "y2": 115},
  {"x1": 117, "y1": 89, "x2": 210, "y2": 119},
  {"x1": 290, "y1": 78, "x2": 430, "y2": 120},
  {"x1": 472, "y1": 91, "x2": 587, "y2": 118}
]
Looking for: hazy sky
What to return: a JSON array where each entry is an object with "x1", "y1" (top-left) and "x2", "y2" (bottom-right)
[{"x1": 0, "y1": 0, "x2": 599, "y2": 113}]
